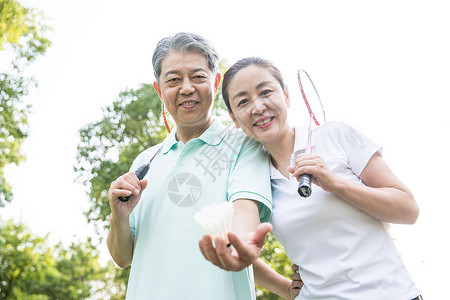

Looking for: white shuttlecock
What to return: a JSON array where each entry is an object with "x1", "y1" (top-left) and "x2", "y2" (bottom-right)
[{"x1": 194, "y1": 202, "x2": 234, "y2": 244}]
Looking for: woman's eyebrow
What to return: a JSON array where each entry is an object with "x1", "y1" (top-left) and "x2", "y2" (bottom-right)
[
  {"x1": 232, "y1": 81, "x2": 273, "y2": 101},
  {"x1": 232, "y1": 90, "x2": 248, "y2": 101}
]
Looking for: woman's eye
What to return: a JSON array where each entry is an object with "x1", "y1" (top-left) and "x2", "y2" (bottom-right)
[
  {"x1": 238, "y1": 99, "x2": 249, "y2": 106},
  {"x1": 261, "y1": 89, "x2": 272, "y2": 96}
]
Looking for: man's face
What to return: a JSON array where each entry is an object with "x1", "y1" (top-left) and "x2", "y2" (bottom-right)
[{"x1": 154, "y1": 51, "x2": 221, "y2": 130}]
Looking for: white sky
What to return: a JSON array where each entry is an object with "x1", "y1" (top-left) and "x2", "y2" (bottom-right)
[{"x1": 2, "y1": 0, "x2": 450, "y2": 298}]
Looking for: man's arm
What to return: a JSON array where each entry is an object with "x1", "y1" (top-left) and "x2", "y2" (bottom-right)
[
  {"x1": 107, "y1": 213, "x2": 135, "y2": 268},
  {"x1": 107, "y1": 171, "x2": 148, "y2": 267},
  {"x1": 198, "y1": 199, "x2": 272, "y2": 271}
]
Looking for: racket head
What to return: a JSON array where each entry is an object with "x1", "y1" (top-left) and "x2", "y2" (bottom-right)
[
  {"x1": 297, "y1": 69, "x2": 326, "y2": 127},
  {"x1": 161, "y1": 102, "x2": 176, "y2": 133}
]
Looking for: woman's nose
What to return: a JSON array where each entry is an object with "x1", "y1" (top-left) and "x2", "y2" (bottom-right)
[{"x1": 251, "y1": 98, "x2": 267, "y2": 114}]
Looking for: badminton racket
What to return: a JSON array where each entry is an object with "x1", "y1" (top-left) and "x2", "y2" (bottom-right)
[
  {"x1": 118, "y1": 102, "x2": 175, "y2": 202},
  {"x1": 297, "y1": 69, "x2": 326, "y2": 198}
]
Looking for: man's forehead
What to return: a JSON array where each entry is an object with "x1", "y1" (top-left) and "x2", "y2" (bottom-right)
[{"x1": 161, "y1": 52, "x2": 209, "y2": 71}]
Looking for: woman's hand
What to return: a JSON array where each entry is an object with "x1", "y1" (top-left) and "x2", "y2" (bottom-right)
[
  {"x1": 287, "y1": 153, "x2": 339, "y2": 193},
  {"x1": 288, "y1": 264, "x2": 303, "y2": 299}
]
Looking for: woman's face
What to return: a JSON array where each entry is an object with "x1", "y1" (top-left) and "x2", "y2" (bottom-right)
[
  {"x1": 227, "y1": 65, "x2": 291, "y2": 145},
  {"x1": 153, "y1": 51, "x2": 221, "y2": 130}
]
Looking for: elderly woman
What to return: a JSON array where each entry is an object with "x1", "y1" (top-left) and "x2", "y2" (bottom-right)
[{"x1": 201, "y1": 56, "x2": 422, "y2": 300}]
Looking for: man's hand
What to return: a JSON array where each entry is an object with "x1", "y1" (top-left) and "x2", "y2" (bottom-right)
[
  {"x1": 108, "y1": 171, "x2": 148, "y2": 220},
  {"x1": 198, "y1": 222, "x2": 272, "y2": 271}
]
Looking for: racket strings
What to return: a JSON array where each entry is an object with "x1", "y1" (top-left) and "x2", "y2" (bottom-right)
[{"x1": 297, "y1": 69, "x2": 326, "y2": 126}]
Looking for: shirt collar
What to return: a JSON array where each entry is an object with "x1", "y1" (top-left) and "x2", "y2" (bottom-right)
[
  {"x1": 197, "y1": 119, "x2": 229, "y2": 146},
  {"x1": 160, "y1": 119, "x2": 228, "y2": 154},
  {"x1": 269, "y1": 124, "x2": 314, "y2": 180},
  {"x1": 292, "y1": 124, "x2": 312, "y2": 157}
]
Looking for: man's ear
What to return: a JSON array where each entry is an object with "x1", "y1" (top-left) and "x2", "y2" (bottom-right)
[
  {"x1": 228, "y1": 112, "x2": 240, "y2": 128},
  {"x1": 214, "y1": 73, "x2": 222, "y2": 95},
  {"x1": 153, "y1": 81, "x2": 163, "y2": 101}
]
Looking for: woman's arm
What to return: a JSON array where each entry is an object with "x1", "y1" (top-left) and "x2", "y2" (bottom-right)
[
  {"x1": 254, "y1": 259, "x2": 302, "y2": 300},
  {"x1": 290, "y1": 152, "x2": 419, "y2": 224},
  {"x1": 335, "y1": 152, "x2": 419, "y2": 224}
]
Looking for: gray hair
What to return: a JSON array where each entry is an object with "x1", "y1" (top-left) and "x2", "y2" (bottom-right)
[{"x1": 152, "y1": 32, "x2": 219, "y2": 82}]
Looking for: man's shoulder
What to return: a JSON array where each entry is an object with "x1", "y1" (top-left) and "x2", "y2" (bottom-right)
[{"x1": 132, "y1": 142, "x2": 164, "y2": 168}]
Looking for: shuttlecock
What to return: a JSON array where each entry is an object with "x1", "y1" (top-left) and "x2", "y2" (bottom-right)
[{"x1": 194, "y1": 202, "x2": 234, "y2": 245}]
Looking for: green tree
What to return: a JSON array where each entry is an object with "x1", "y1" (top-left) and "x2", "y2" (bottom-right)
[
  {"x1": 0, "y1": 220, "x2": 107, "y2": 299},
  {"x1": 0, "y1": 0, "x2": 51, "y2": 206},
  {"x1": 0, "y1": 220, "x2": 51, "y2": 299},
  {"x1": 74, "y1": 83, "x2": 167, "y2": 230}
]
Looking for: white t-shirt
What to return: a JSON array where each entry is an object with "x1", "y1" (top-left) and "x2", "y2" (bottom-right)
[{"x1": 270, "y1": 121, "x2": 420, "y2": 300}]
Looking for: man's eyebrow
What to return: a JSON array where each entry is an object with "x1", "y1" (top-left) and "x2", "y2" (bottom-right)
[
  {"x1": 190, "y1": 68, "x2": 208, "y2": 73},
  {"x1": 232, "y1": 81, "x2": 273, "y2": 101},
  {"x1": 163, "y1": 70, "x2": 180, "y2": 78},
  {"x1": 163, "y1": 68, "x2": 208, "y2": 78}
]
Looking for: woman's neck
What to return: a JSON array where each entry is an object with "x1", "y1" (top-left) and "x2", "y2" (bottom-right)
[{"x1": 264, "y1": 127, "x2": 295, "y2": 178}]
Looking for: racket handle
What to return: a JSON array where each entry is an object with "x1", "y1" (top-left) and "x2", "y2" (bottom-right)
[
  {"x1": 298, "y1": 174, "x2": 312, "y2": 198},
  {"x1": 118, "y1": 164, "x2": 150, "y2": 202}
]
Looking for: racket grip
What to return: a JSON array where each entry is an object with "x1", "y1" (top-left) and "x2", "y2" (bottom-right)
[
  {"x1": 118, "y1": 164, "x2": 150, "y2": 202},
  {"x1": 298, "y1": 174, "x2": 312, "y2": 198}
]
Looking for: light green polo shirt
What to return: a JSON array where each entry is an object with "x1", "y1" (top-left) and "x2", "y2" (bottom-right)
[{"x1": 126, "y1": 120, "x2": 272, "y2": 300}]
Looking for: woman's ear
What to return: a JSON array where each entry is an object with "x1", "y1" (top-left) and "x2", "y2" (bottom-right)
[
  {"x1": 228, "y1": 112, "x2": 240, "y2": 128},
  {"x1": 284, "y1": 85, "x2": 291, "y2": 108}
]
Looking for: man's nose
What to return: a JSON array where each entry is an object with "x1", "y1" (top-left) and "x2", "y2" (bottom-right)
[{"x1": 179, "y1": 78, "x2": 195, "y2": 95}]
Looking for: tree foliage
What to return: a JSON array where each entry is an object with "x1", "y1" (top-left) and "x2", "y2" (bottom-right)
[
  {"x1": 0, "y1": 0, "x2": 51, "y2": 206},
  {"x1": 74, "y1": 84, "x2": 168, "y2": 230},
  {"x1": 0, "y1": 220, "x2": 108, "y2": 299}
]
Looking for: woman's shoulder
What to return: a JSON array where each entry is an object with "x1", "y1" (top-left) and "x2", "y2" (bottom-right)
[{"x1": 313, "y1": 120, "x2": 350, "y2": 135}]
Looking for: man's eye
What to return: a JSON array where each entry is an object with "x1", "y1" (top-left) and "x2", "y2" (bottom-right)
[
  {"x1": 166, "y1": 78, "x2": 180, "y2": 83},
  {"x1": 193, "y1": 75, "x2": 207, "y2": 81}
]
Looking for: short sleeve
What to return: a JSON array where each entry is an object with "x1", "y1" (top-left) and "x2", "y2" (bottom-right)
[
  {"x1": 337, "y1": 122, "x2": 382, "y2": 176},
  {"x1": 228, "y1": 137, "x2": 273, "y2": 222}
]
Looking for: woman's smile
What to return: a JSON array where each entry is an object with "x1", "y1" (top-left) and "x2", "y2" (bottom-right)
[{"x1": 254, "y1": 116, "x2": 275, "y2": 128}]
